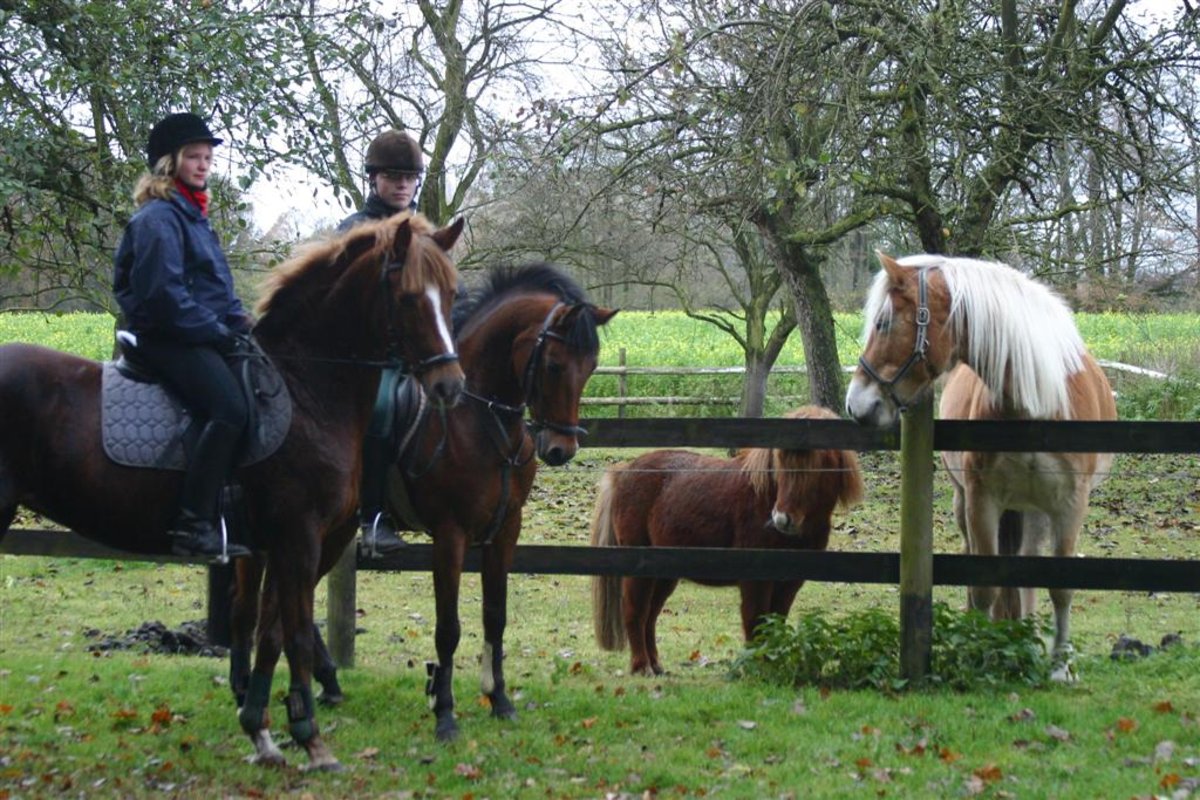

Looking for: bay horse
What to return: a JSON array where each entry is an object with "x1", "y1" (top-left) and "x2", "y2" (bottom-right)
[
  {"x1": 590, "y1": 405, "x2": 864, "y2": 677},
  {"x1": 230, "y1": 263, "x2": 615, "y2": 743},
  {"x1": 845, "y1": 253, "x2": 1116, "y2": 677},
  {"x1": 0, "y1": 212, "x2": 465, "y2": 770}
]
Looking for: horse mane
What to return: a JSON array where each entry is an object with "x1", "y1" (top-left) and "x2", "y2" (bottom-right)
[
  {"x1": 867, "y1": 255, "x2": 1087, "y2": 419},
  {"x1": 254, "y1": 212, "x2": 455, "y2": 334},
  {"x1": 739, "y1": 406, "x2": 863, "y2": 508},
  {"x1": 454, "y1": 262, "x2": 601, "y2": 353}
]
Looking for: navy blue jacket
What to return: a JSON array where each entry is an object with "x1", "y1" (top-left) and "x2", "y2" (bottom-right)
[
  {"x1": 113, "y1": 192, "x2": 250, "y2": 344},
  {"x1": 336, "y1": 192, "x2": 414, "y2": 233}
]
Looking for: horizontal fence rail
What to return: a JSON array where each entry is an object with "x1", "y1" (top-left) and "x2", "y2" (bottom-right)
[{"x1": 6, "y1": 533, "x2": 1200, "y2": 594}]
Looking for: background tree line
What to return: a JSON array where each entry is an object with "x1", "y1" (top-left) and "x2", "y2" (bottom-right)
[{"x1": 1, "y1": 0, "x2": 1197, "y2": 414}]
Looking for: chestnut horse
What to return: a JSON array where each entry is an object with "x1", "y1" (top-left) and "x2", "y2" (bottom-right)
[
  {"x1": 845, "y1": 253, "x2": 1115, "y2": 677},
  {"x1": 0, "y1": 212, "x2": 465, "y2": 770},
  {"x1": 231, "y1": 263, "x2": 615, "y2": 742},
  {"x1": 591, "y1": 406, "x2": 864, "y2": 676}
]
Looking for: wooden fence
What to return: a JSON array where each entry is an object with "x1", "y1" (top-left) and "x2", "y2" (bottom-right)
[
  {"x1": 5, "y1": 411, "x2": 1198, "y2": 681},
  {"x1": 585, "y1": 352, "x2": 1168, "y2": 414}
]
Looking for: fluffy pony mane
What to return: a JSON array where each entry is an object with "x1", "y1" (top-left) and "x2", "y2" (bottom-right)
[
  {"x1": 454, "y1": 263, "x2": 600, "y2": 353},
  {"x1": 254, "y1": 212, "x2": 455, "y2": 331},
  {"x1": 864, "y1": 255, "x2": 1086, "y2": 419},
  {"x1": 739, "y1": 406, "x2": 863, "y2": 508}
]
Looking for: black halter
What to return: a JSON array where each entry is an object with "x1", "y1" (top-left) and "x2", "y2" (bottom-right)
[
  {"x1": 522, "y1": 302, "x2": 589, "y2": 439},
  {"x1": 856, "y1": 267, "x2": 932, "y2": 413},
  {"x1": 381, "y1": 258, "x2": 460, "y2": 374}
]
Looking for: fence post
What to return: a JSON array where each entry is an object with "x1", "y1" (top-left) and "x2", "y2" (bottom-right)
[
  {"x1": 326, "y1": 539, "x2": 357, "y2": 668},
  {"x1": 617, "y1": 347, "x2": 627, "y2": 419},
  {"x1": 899, "y1": 392, "x2": 934, "y2": 682}
]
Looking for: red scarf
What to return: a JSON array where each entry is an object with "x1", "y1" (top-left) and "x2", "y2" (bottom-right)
[{"x1": 174, "y1": 179, "x2": 209, "y2": 217}]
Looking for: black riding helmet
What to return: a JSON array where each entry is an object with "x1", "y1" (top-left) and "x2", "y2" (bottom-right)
[
  {"x1": 147, "y1": 112, "x2": 223, "y2": 168},
  {"x1": 364, "y1": 130, "x2": 424, "y2": 176}
]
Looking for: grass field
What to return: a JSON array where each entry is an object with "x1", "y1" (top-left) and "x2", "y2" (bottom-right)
[{"x1": 2, "y1": 311, "x2": 1199, "y2": 797}]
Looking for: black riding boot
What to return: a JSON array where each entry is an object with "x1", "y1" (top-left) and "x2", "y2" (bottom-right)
[
  {"x1": 359, "y1": 434, "x2": 405, "y2": 557},
  {"x1": 169, "y1": 420, "x2": 251, "y2": 562}
]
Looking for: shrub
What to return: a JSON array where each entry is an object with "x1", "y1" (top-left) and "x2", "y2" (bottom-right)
[{"x1": 730, "y1": 602, "x2": 1053, "y2": 691}]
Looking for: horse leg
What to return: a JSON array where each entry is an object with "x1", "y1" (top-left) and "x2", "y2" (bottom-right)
[
  {"x1": 621, "y1": 576, "x2": 660, "y2": 676},
  {"x1": 737, "y1": 581, "x2": 775, "y2": 642},
  {"x1": 273, "y1": 551, "x2": 340, "y2": 770},
  {"x1": 238, "y1": 571, "x2": 287, "y2": 767},
  {"x1": 311, "y1": 623, "x2": 344, "y2": 706},
  {"x1": 643, "y1": 579, "x2": 678, "y2": 675},
  {"x1": 429, "y1": 530, "x2": 467, "y2": 741},
  {"x1": 950, "y1": 484, "x2": 976, "y2": 611},
  {"x1": 964, "y1": 490, "x2": 1003, "y2": 618},
  {"x1": 1047, "y1": 500, "x2": 1088, "y2": 681},
  {"x1": 480, "y1": 531, "x2": 517, "y2": 722},
  {"x1": 229, "y1": 558, "x2": 264, "y2": 709}
]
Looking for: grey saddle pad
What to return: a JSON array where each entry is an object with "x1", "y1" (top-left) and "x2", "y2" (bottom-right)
[{"x1": 101, "y1": 360, "x2": 292, "y2": 471}]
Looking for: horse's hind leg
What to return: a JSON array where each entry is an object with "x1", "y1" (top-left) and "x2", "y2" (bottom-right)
[
  {"x1": 1047, "y1": 501, "x2": 1087, "y2": 681},
  {"x1": 480, "y1": 532, "x2": 517, "y2": 722},
  {"x1": 311, "y1": 623, "x2": 343, "y2": 706},
  {"x1": 622, "y1": 576, "x2": 662, "y2": 676},
  {"x1": 642, "y1": 578, "x2": 677, "y2": 676}
]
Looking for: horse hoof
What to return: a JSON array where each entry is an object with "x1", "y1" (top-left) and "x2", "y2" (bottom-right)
[
  {"x1": 435, "y1": 717, "x2": 460, "y2": 742},
  {"x1": 301, "y1": 759, "x2": 345, "y2": 773},
  {"x1": 246, "y1": 753, "x2": 287, "y2": 768},
  {"x1": 317, "y1": 691, "x2": 345, "y2": 707},
  {"x1": 1050, "y1": 663, "x2": 1077, "y2": 683}
]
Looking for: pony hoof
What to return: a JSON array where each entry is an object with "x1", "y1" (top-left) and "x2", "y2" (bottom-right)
[
  {"x1": 317, "y1": 691, "x2": 345, "y2": 707},
  {"x1": 246, "y1": 753, "x2": 287, "y2": 768},
  {"x1": 1050, "y1": 663, "x2": 1077, "y2": 683},
  {"x1": 301, "y1": 759, "x2": 345, "y2": 773}
]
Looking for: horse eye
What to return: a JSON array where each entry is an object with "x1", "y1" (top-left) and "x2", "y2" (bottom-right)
[
  {"x1": 874, "y1": 318, "x2": 889, "y2": 333},
  {"x1": 545, "y1": 360, "x2": 564, "y2": 377}
]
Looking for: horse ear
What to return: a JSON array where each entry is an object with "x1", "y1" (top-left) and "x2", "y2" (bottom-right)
[
  {"x1": 592, "y1": 306, "x2": 618, "y2": 326},
  {"x1": 432, "y1": 217, "x2": 465, "y2": 252},
  {"x1": 392, "y1": 218, "x2": 415, "y2": 260},
  {"x1": 876, "y1": 251, "x2": 905, "y2": 284}
]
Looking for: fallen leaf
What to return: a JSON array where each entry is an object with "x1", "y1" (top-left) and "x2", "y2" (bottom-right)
[
  {"x1": 737, "y1": 720, "x2": 756, "y2": 730},
  {"x1": 1045, "y1": 724, "x2": 1071, "y2": 742},
  {"x1": 355, "y1": 747, "x2": 380, "y2": 760},
  {"x1": 581, "y1": 717, "x2": 597, "y2": 729},
  {"x1": 151, "y1": 706, "x2": 172, "y2": 726},
  {"x1": 454, "y1": 763, "x2": 482, "y2": 780},
  {"x1": 1008, "y1": 708, "x2": 1036, "y2": 723},
  {"x1": 1161, "y1": 773, "x2": 1181, "y2": 789},
  {"x1": 973, "y1": 764, "x2": 1002, "y2": 783},
  {"x1": 1116, "y1": 717, "x2": 1138, "y2": 733},
  {"x1": 1153, "y1": 700, "x2": 1175, "y2": 714},
  {"x1": 939, "y1": 747, "x2": 963, "y2": 764},
  {"x1": 1154, "y1": 740, "x2": 1176, "y2": 763}
]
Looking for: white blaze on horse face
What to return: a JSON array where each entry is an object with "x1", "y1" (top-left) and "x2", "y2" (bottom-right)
[
  {"x1": 425, "y1": 285, "x2": 455, "y2": 355},
  {"x1": 480, "y1": 641, "x2": 496, "y2": 695}
]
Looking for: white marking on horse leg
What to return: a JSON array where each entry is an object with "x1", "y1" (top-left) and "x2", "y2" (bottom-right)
[
  {"x1": 481, "y1": 641, "x2": 496, "y2": 695},
  {"x1": 425, "y1": 285, "x2": 455, "y2": 355},
  {"x1": 248, "y1": 728, "x2": 285, "y2": 765}
]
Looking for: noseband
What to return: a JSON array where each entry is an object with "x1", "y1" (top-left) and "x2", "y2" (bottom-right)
[
  {"x1": 382, "y1": 259, "x2": 460, "y2": 373},
  {"x1": 856, "y1": 267, "x2": 932, "y2": 413}
]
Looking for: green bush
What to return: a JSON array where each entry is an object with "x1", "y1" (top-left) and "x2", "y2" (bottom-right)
[{"x1": 730, "y1": 602, "x2": 1053, "y2": 691}]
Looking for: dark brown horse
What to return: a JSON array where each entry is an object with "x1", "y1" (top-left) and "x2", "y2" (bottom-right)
[
  {"x1": 0, "y1": 212, "x2": 465, "y2": 769},
  {"x1": 591, "y1": 405, "x2": 864, "y2": 677},
  {"x1": 231, "y1": 263, "x2": 615, "y2": 743}
]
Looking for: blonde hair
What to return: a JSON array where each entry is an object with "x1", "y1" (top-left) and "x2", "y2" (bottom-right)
[{"x1": 133, "y1": 153, "x2": 178, "y2": 207}]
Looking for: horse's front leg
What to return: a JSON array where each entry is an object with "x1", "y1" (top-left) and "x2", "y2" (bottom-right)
[
  {"x1": 963, "y1": 488, "x2": 1003, "y2": 617},
  {"x1": 429, "y1": 528, "x2": 468, "y2": 741},
  {"x1": 238, "y1": 570, "x2": 286, "y2": 767},
  {"x1": 480, "y1": 527, "x2": 519, "y2": 722},
  {"x1": 1047, "y1": 498, "x2": 1088, "y2": 681},
  {"x1": 229, "y1": 558, "x2": 264, "y2": 709},
  {"x1": 271, "y1": 541, "x2": 340, "y2": 771}
]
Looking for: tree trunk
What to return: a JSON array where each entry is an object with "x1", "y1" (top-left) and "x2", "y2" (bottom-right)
[{"x1": 740, "y1": 356, "x2": 770, "y2": 418}]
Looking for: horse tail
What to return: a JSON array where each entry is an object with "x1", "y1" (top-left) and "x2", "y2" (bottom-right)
[{"x1": 590, "y1": 469, "x2": 626, "y2": 652}]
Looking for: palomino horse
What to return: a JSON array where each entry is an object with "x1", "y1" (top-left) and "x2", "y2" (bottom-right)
[
  {"x1": 591, "y1": 406, "x2": 864, "y2": 677},
  {"x1": 0, "y1": 212, "x2": 465, "y2": 770},
  {"x1": 845, "y1": 253, "x2": 1116, "y2": 675},
  {"x1": 231, "y1": 263, "x2": 615, "y2": 742}
]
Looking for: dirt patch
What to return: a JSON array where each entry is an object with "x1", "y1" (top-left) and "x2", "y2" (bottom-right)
[{"x1": 83, "y1": 620, "x2": 226, "y2": 658}]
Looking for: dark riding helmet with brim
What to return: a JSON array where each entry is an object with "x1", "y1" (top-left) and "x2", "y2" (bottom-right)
[
  {"x1": 364, "y1": 130, "x2": 424, "y2": 176},
  {"x1": 147, "y1": 112, "x2": 223, "y2": 168}
]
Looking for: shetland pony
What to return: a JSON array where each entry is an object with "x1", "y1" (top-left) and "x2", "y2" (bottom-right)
[
  {"x1": 846, "y1": 253, "x2": 1116, "y2": 676},
  {"x1": 591, "y1": 406, "x2": 864, "y2": 676}
]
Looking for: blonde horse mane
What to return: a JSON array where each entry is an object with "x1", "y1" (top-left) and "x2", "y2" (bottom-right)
[{"x1": 865, "y1": 255, "x2": 1086, "y2": 419}]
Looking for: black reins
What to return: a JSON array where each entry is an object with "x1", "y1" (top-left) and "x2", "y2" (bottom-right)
[{"x1": 856, "y1": 267, "x2": 932, "y2": 413}]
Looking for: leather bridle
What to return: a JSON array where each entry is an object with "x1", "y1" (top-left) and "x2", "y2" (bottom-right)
[
  {"x1": 856, "y1": 267, "x2": 933, "y2": 413},
  {"x1": 381, "y1": 258, "x2": 460, "y2": 375}
]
